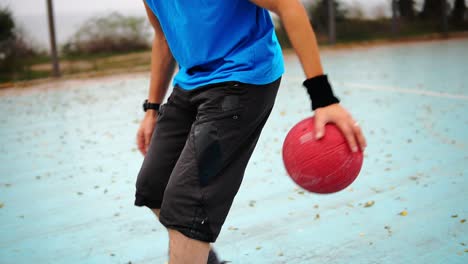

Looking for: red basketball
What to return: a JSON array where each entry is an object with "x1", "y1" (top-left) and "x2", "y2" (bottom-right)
[{"x1": 282, "y1": 117, "x2": 363, "y2": 194}]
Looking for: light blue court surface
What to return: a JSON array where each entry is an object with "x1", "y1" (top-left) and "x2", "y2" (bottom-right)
[{"x1": 1, "y1": 38, "x2": 467, "y2": 264}]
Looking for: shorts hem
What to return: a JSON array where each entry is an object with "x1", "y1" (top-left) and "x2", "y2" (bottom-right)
[
  {"x1": 159, "y1": 215, "x2": 215, "y2": 243},
  {"x1": 134, "y1": 193, "x2": 162, "y2": 209}
]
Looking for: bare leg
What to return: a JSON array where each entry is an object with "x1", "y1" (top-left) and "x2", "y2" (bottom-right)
[
  {"x1": 151, "y1": 209, "x2": 218, "y2": 264},
  {"x1": 168, "y1": 229, "x2": 210, "y2": 264},
  {"x1": 151, "y1": 208, "x2": 160, "y2": 218}
]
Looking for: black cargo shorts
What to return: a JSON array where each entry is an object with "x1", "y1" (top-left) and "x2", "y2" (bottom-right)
[{"x1": 135, "y1": 78, "x2": 281, "y2": 242}]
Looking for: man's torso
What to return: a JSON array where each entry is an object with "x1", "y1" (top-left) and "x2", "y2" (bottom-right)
[{"x1": 144, "y1": 0, "x2": 284, "y2": 89}]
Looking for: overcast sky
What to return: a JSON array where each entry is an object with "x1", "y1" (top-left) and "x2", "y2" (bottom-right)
[
  {"x1": 4, "y1": 0, "x2": 393, "y2": 16},
  {"x1": 3, "y1": 0, "x2": 143, "y2": 16}
]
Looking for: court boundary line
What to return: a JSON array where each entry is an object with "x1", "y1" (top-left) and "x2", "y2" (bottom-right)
[{"x1": 342, "y1": 83, "x2": 468, "y2": 100}]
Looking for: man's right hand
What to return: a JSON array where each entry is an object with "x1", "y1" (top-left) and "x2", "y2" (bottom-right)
[{"x1": 137, "y1": 111, "x2": 158, "y2": 156}]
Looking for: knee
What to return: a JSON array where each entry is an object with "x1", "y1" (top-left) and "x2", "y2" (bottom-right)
[
  {"x1": 168, "y1": 228, "x2": 210, "y2": 249},
  {"x1": 168, "y1": 229, "x2": 210, "y2": 263}
]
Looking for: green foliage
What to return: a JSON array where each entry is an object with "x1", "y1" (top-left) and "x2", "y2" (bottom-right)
[
  {"x1": 63, "y1": 12, "x2": 151, "y2": 56},
  {"x1": 398, "y1": 0, "x2": 416, "y2": 20},
  {"x1": 346, "y1": 3, "x2": 365, "y2": 19},
  {"x1": 274, "y1": 21, "x2": 291, "y2": 49},
  {"x1": 334, "y1": 19, "x2": 390, "y2": 42},
  {"x1": 417, "y1": 0, "x2": 466, "y2": 29},
  {"x1": 0, "y1": 6, "x2": 39, "y2": 82},
  {"x1": 451, "y1": 0, "x2": 467, "y2": 27},
  {"x1": 0, "y1": 7, "x2": 14, "y2": 41},
  {"x1": 307, "y1": 0, "x2": 347, "y2": 32},
  {"x1": 0, "y1": 7, "x2": 16, "y2": 74},
  {"x1": 420, "y1": 0, "x2": 445, "y2": 20}
]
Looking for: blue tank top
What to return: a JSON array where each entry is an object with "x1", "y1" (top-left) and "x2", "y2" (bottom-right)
[{"x1": 144, "y1": 0, "x2": 284, "y2": 90}]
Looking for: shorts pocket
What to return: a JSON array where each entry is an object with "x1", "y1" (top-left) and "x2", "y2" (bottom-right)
[
  {"x1": 193, "y1": 121, "x2": 223, "y2": 186},
  {"x1": 193, "y1": 105, "x2": 245, "y2": 187}
]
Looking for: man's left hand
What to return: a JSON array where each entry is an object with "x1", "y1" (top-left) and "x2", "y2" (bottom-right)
[{"x1": 313, "y1": 103, "x2": 367, "y2": 153}]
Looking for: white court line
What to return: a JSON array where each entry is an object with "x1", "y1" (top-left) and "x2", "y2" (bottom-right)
[{"x1": 343, "y1": 83, "x2": 468, "y2": 100}]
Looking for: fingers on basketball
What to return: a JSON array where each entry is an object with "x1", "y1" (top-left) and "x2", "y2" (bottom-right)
[
  {"x1": 336, "y1": 120, "x2": 358, "y2": 153},
  {"x1": 352, "y1": 122, "x2": 367, "y2": 151},
  {"x1": 314, "y1": 116, "x2": 326, "y2": 139}
]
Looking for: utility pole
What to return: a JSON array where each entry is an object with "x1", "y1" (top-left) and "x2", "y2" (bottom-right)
[
  {"x1": 391, "y1": 0, "x2": 399, "y2": 36},
  {"x1": 46, "y1": 0, "x2": 61, "y2": 77},
  {"x1": 328, "y1": 0, "x2": 336, "y2": 45}
]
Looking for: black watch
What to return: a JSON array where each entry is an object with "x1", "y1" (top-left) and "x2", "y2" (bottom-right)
[{"x1": 142, "y1": 99, "x2": 160, "y2": 112}]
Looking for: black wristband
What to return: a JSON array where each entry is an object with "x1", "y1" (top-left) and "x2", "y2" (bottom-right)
[{"x1": 303, "y1": 74, "x2": 340, "y2": 110}]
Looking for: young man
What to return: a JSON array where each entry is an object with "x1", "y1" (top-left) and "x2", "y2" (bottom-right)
[{"x1": 135, "y1": 0, "x2": 367, "y2": 263}]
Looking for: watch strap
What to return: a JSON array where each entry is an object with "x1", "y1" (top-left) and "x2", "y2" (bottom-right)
[{"x1": 143, "y1": 99, "x2": 160, "y2": 112}]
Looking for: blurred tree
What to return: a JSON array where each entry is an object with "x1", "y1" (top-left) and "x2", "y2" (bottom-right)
[
  {"x1": 442, "y1": 0, "x2": 448, "y2": 34},
  {"x1": 63, "y1": 12, "x2": 151, "y2": 55},
  {"x1": 392, "y1": 0, "x2": 399, "y2": 35},
  {"x1": 451, "y1": 0, "x2": 466, "y2": 26},
  {"x1": 0, "y1": 7, "x2": 38, "y2": 81},
  {"x1": 0, "y1": 7, "x2": 16, "y2": 75},
  {"x1": 0, "y1": 7, "x2": 14, "y2": 42},
  {"x1": 328, "y1": 0, "x2": 336, "y2": 44},
  {"x1": 346, "y1": 2, "x2": 365, "y2": 19},
  {"x1": 420, "y1": 0, "x2": 444, "y2": 19},
  {"x1": 307, "y1": 0, "x2": 346, "y2": 32},
  {"x1": 371, "y1": 3, "x2": 389, "y2": 19},
  {"x1": 420, "y1": 0, "x2": 449, "y2": 33},
  {"x1": 398, "y1": 0, "x2": 416, "y2": 20}
]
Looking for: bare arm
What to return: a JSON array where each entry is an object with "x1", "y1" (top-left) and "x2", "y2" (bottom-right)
[
  {"x1": 137, "y1": 1, "x2": 176, "y2": 155},
  {"x1": 144, "y1": 1, "x2": 176, "y2": 108},
  {"x1": 250, "y1": 0, "x2": 367, "y2": 152},
  {"x1": 249, "y1": 0, "x2": 323, "y2": 78}
]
